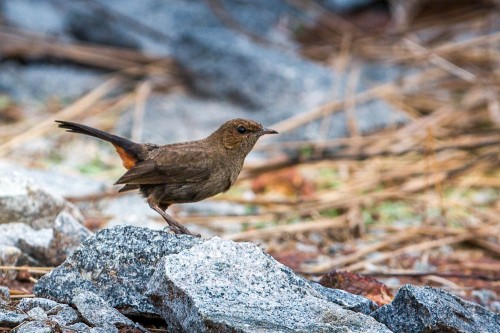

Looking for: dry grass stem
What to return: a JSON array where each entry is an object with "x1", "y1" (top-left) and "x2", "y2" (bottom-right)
[{"x1": 0, "y1": 77, "x2": 121, "y2": 156}]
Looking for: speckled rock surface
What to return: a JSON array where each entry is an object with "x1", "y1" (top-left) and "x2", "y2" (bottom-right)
[
  {"x1": 26, "y1": 307, "x2": 47, "y2": 321},
  {"x1": 0, "y1": 303, "x2": 28, "y2": 328},
  {"x1": 1, "y1": 295, "x2": 126, "y2": 332},
  {"x1": 372, "y1": 285, "x2": 500, "y2": 333},
  {"x1": 309, "y1": 281, "x2": 377, "y2": 314},
  {"x1": 46, "y1": 304, "x2": 80, "y2": 326},
  {"x1": 34, "y1": 225, "x2": 203, "y2": 316},
  {"x1": 18, "y1": 297, "x2": 59, "y2": 312},
  {"x1": 10, "y1": 320, "x2": 56, "y2": 333},
  {"x1": 147, "y1": 237, "x2": 391, "y2": 333},
  {"x1": 72, "y1": 290, "x2": 136, "y2": 328},
  {"x1": 66, "y1": 322, "x2": 92, "y2": 332}
]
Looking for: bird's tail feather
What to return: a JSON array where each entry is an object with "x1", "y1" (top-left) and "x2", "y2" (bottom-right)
[{"x1": 56, "y1": 120, "x2": 140, "y2": 169}]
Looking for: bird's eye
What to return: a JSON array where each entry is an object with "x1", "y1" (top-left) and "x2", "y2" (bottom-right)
[{"x1": 237, "y1": 126, "x2": 246, "y2": 134}]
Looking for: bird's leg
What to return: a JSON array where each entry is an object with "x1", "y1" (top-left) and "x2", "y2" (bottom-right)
[{"x1": 147, "y1": 200, "x2": 199, "y2": 236}]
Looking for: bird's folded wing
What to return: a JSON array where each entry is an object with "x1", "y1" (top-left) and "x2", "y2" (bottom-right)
[{"x1": 115, "y1": 157, "x2": 211, "y2": 185}]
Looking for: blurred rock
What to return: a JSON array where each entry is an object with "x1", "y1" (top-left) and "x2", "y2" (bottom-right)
[
  {"x1": 321, "y1": 0, "x2": 379, "y2": 12},
  {"x1": 116, "y1": 94, "x2": 251, "y2": 144},
  {"x1": 0, "y1": 244, "x2": 22, "y2": 276},
  {"x1": 72, "y1": 290, "x2": 138, "y2": 329},
  {"x1": 1, "y1": 215, "x2": 90, "y2": 266},
  {"x1": 371, "y1": 285, "x2": 500, "y2": 333},
  {"x1": 2, "y1": 0, "x2": 407, "y2": 147},
  {"x1": 66, "y1": 8, "x2": 141, "y2": 49},
  {"x1": 0, "y1": 286, "x2": 9, "y2": 303},
  {"x1": 100, "y1": 193, "x2": 166, "y2": 230},
  {"x1": 45, "y1": 211, "x2": 92, "y2": 265},
  {"x1": 0, "y1": 172, "x2": 83, "y2": 227},
  {"x1": 0, "y1": 162, "x2": 107, "y2": 198},
  {"x1": 34, "y1": 225, "x2": 203, "y2": 317},
  {"x1": 0, "y1": 62, "x2": 104, "y2": 107},
  {"x1": 105, "y1": 214, "x2": 165, "y2": 231},
  {"x1": 147, "y1": 237, "x2": 391, "y2": 333},
  {"x1": 0, "y1": 172, "x2": 91, "y2": 266},
  {"x1": 0, "y1": 223, "x2": 33, "y2": 247},
  {"x1": 172, "y1": 29, "x2": 333, "y2": 111},
  {"x1": 472, "y1": 289, "x2": 498, "y2": 309},
  {"x1": 492, "y1": 302, "x2": 500, "y2": 313},
  {"x1": 2, "y1": 0, "x2": 65, "y2": 36}
]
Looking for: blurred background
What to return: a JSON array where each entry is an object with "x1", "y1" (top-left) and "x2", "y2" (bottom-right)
[{"x1": 0, "y1": 0, "x2": 499, "y2": 310}]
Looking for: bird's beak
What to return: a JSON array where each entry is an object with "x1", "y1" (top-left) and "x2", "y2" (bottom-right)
[{"x1": 259, "y1": 128, "x2": 278, "y2": 135}]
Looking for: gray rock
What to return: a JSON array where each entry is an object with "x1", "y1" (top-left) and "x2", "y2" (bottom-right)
[
  {"x1": 0, "y1": 161, "x2": 107, "y2": 198},
  {"x1": 90, "y1": 325, "x2": 119, "y2": 333},
  {"x1": 11, "y1": 320, "x2": 57, "y2": 333},
  {"x1": 64, "y1": 322, "x2": 91, "y2": 333},
  {"x1": 91, "y1": 0, "x2": 300, "y2": 53},
  {"x1": 16, "y1": 228, "x2": 53, "y2": 260},
  {"x1": 147, "y1": 237, "x2": 391, "y2": 333},
  {"x1": 72, "y1": 290, "x2": 135, "y2": 328},
  {"x1": 4, "y1": 0, "x2": 300, "y2": 55},
  {"x1": 27, "y1": 306, "x2": 47, "y2": 321},
  {"x1": 472, "y1": 289, "x2": 498, "y2": 309},
  {"x1": 0, "y1": 286, "x2": 9, "y2": 303},
  {"x1": 46, "y1": 211, "x2": 93, "y2": 265},
  {"x1": 0, "y1": 224, "x2": 34, "y2": 247},
  {"x1": 0, "y1": 303, "x2": 28, "y2": 328},
  {"x1": 0, "y1": 245, "x2": 22, "y2": 279},
  {"x1": 0, "y1": 173, "x2": 92, "y2": 266},
  {"x1": 47, "y1": 304, "x2": 80, "y2": 326},
  {"x1": 309, "y1": 282, "x2": 377, "y2": 314},
  {"x1": 321, "y1": 0, "x2": 378, "y2": 12},
  {"x1": 66, "y1": 8, "x2": 141, "y2": 49},
  {"x1": 491, "y1": 302, "x2": 500, "y2": 313},
  {"x1": 173, "y1": 29, "x2": 333, "y2": 111},
  {"x1": 2, "y1": 0, "x2": 406, "y2": 148},
  {"x1": 34, "y1": 225, "x2": 203, "y2": 316},
  {"x1": 0, "y1": 62, "x2": 104, "y2": 107},
  {"x1": 0, "y1": 172, "x2": 83, "y2": 228},
  {"x1": 2, "y1": 0, "x2": 66, "y2": 36},
  {"x1": 18, "y1": 297, "x2": 59, "y2": 312},
  {"x1": 371, "y1": 285, "x2": 500, "y2": 333},
  {"x1": 1, "y1": 216, "x2": 91, "y2": 266}
]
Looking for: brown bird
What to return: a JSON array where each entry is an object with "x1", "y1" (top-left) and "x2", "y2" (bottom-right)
[{"x1": 56, "y1": 119, "x2": 277, "y2": 236}]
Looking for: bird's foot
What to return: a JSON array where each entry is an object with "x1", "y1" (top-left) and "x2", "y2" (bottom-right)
[{"x1": 162, "y1": 225, "x2": 201, "y2": 237}]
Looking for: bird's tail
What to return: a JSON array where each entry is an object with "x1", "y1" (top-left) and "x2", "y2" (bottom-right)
[{"x1": 56, "y1": 120, "x2": 140, "y2": 169}]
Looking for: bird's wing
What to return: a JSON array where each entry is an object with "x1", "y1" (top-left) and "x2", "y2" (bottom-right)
[{"x1": 114, "y1": 146, "x2": 212, "y2": 186}]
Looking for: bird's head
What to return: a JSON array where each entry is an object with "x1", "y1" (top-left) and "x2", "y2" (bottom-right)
[{"x1": 210, "y1": 118, "x2": 278, "y2": 155}]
